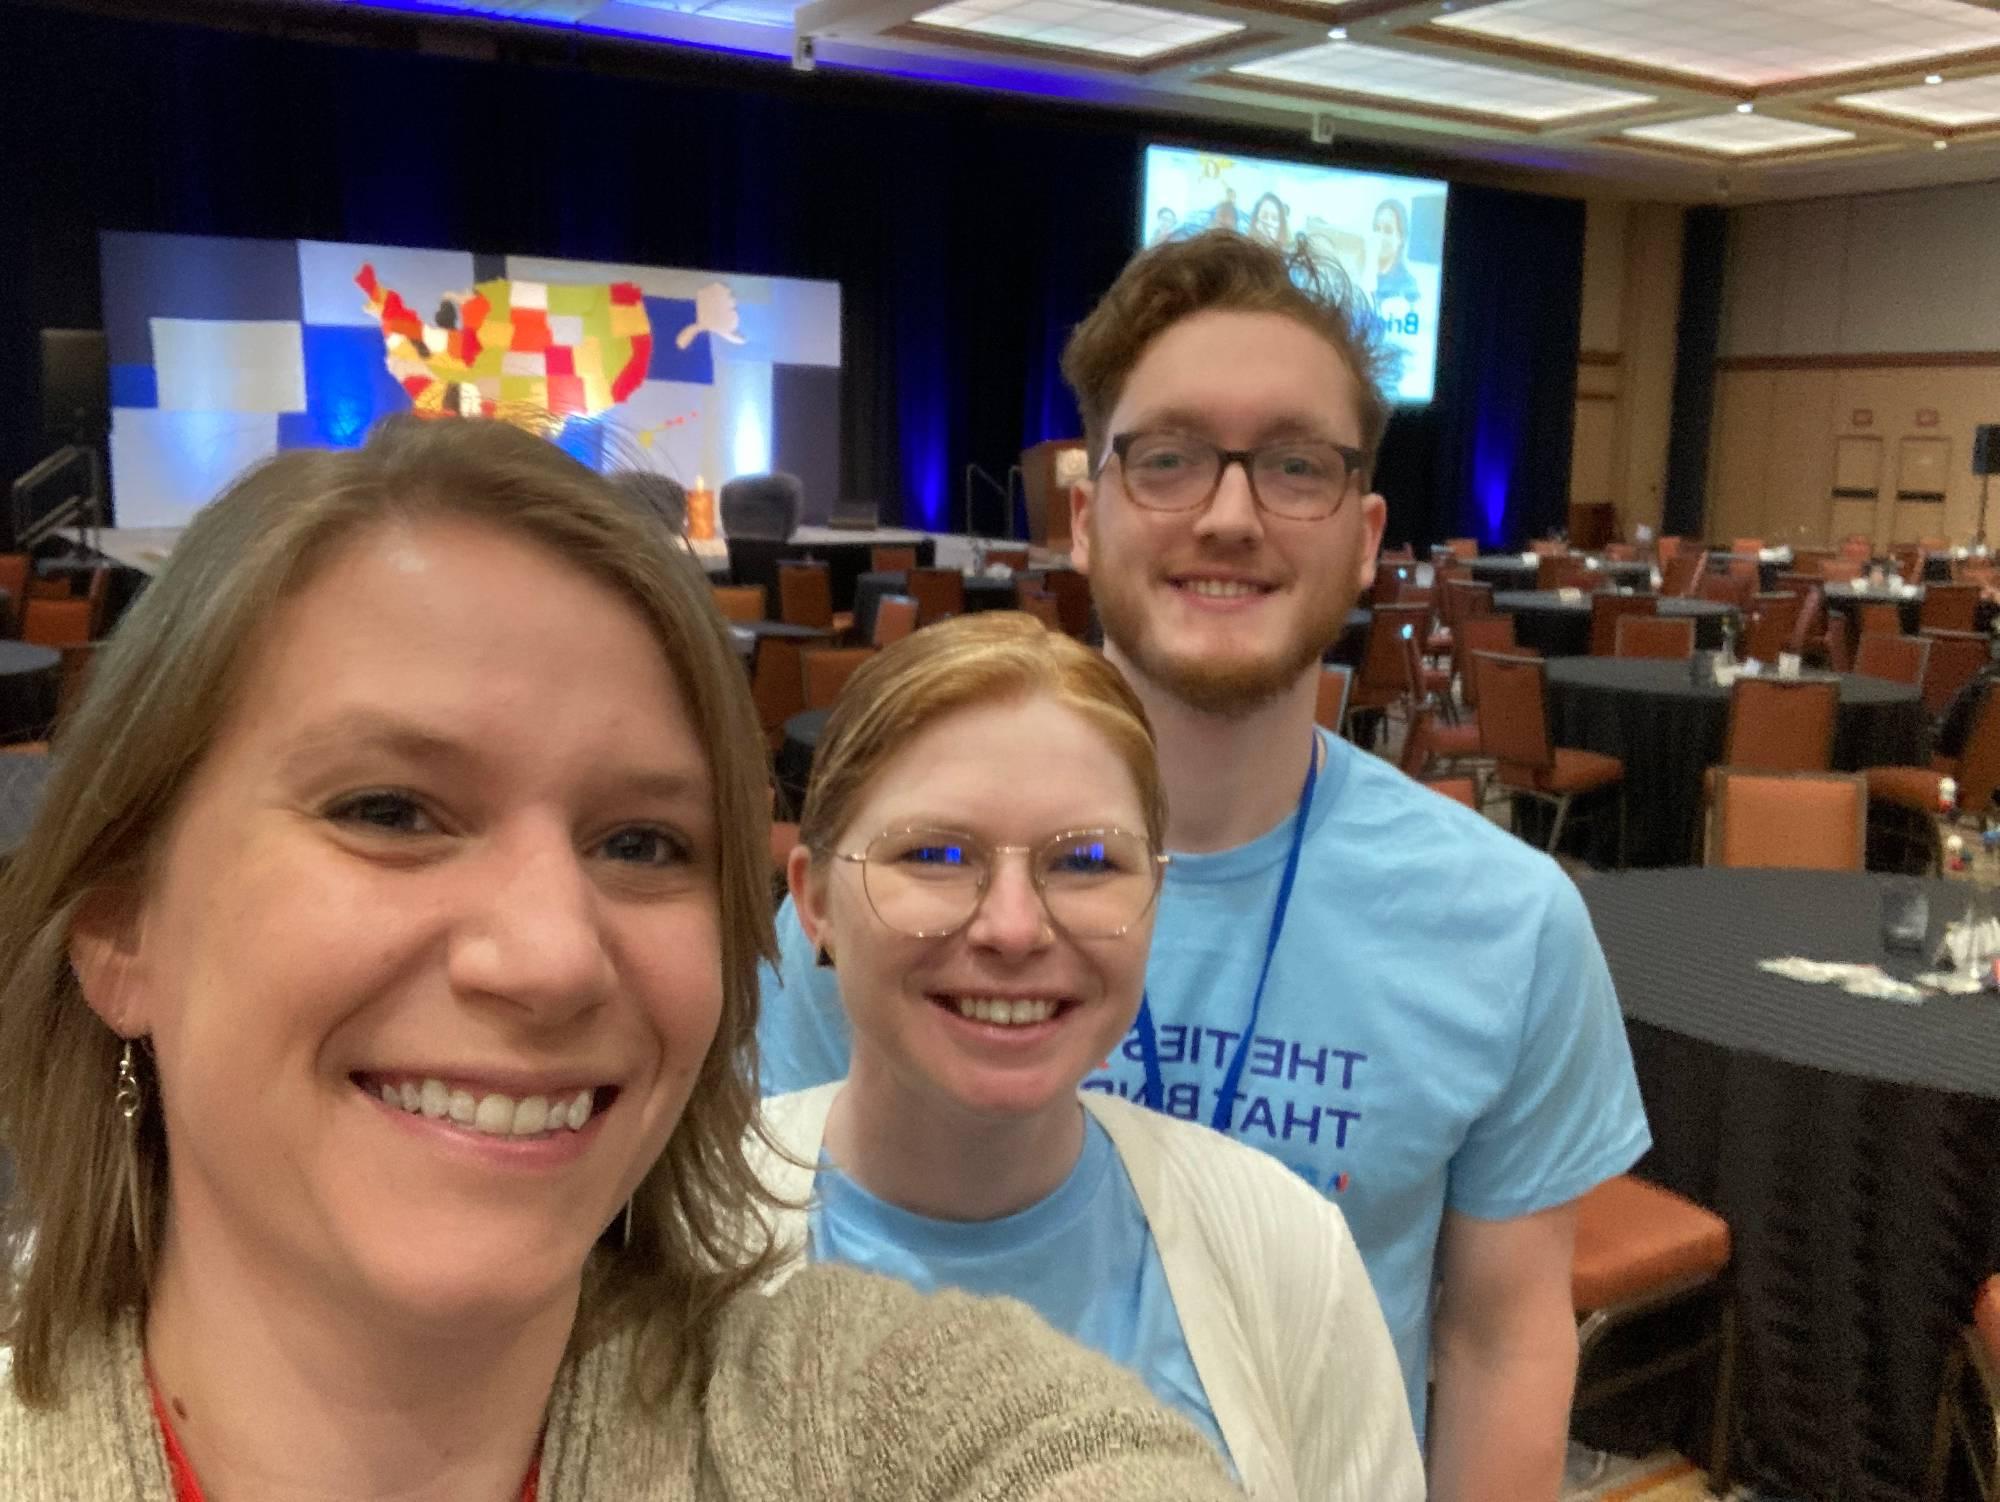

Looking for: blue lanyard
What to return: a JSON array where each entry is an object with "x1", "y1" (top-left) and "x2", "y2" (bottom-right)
[{"x1": 1133, "y1": 736, "x2": 1319, "y2": 1129}]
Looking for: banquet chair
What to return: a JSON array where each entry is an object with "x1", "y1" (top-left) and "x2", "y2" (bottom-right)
[
  {"x1": 0, "y1": 554, "x2": 28, "y2": 635},
  {"x1": 871, "y1": 594, "x2": 919, "y2": 648},
  {"x1": 1444, "y1": 537, "x2": 1479, "y2": 562},
  {"x1": 1821, "y1": 559, "x2": 1864, "y2": 584},
  {"x1": 1730, "y1": 537, "x2": 1764, "y2": 555},
  {"x1": 870, "y1": 545, "x2": 918, "y2": 573},
  {"x1": 1346, "y1": 604, "x2": 1437, "y2": 745},
  {"x1": 906, "y1": 567, "x2": 966, "y2": 626},
  {"x1": 719, "y1": 472, "x2": 803, "y2": 540},
  {"x1": 1571, "y1": 1176, "x2": 1736, "y2": 1493},
  {"x1": 801, "y1": 646, "x2": 874, "y2": 710},
  {"x1": 1922, "y1": 583, "x2": 1980, "y2": 634},
  {"x1": 1707, "y1": 770, "x2": 1866, "y2": 870},
  {"x1": 777, "y1": 561, "x2": 854, "y2": 638},
  {"x1": 1923, "y1": 1275, "x2": 1999, "y2": 1502},
  {"x1": 984, "y1": 547, "x2": 1030, "y2": 571},
  {"x1": 1790, "y1": 548, "x2": 1833, "y2": 577},
  {"x1": 1603, "y1": 542, "x2": 1638, "y2": 562},
  {"x1": 1858, "y1": 602, "x2": 1905, "y2": 637},
  {"x1": 1662, "y1": 551, "x2": 1705, "y2": 598},
  {"x1": 20, "y1": 598, "x2": 93, "y2": 648},
  {"x1": 1017, "y1": 589, "x2": 1062, "y2": 632},
  {"x1": 1725, "y1": 676, "x2": 1838, "y2": 771},
  {"x1": 1528, "y1": 539, "x2": 1567, "y2": 558},
  {"x1": 1043, "y1": 569, "x2": 1093, "y2": 639},
  {"x1": 1424, "y1": 774, "x2": 1479, "y2": 809},
  {"x1": 1920, "y1": 630, "x2": 1988, "y2": 719},
  {"x1": 1743, "y1": 593, "x2": 1801, "y2": 663},
  {"x1": 1839, "y1": 534, "x2": 1875, "y2": 561},
  {"x1": 750, "y1": 635, "x2": 811, "y2": 748},
  {"x1": 1453, "y1": 613, "x2": 1518, "y2": 711},
  {"x1": 1589, "y1": 593, "x2": 1657, "y2": 656},
  {"x1": 1614, "y1": 615, "x2": 1695, "y2": 661},
  {"x1": 1470, "y1": 651, "x2": 1625, "y2": 859},
  {"x1": 1538, "y1": 554, "x2": 1592, "y2": 592},
  {"x1": 710, "y1": 584, "x2": 767, "y2": 624},
  {"x1": 1697, "y1": 570, "x2": 1755, "y2": 612},
  {"x1": 1866, "y1": 679, "x2": 2000, "y2": 833},
  {"x1": 1854, "y1": 631, "x2": 1931, "y2": 687},
  {"x1": 1315, "y1": 665, "x2": 1352, "y2": 737}
]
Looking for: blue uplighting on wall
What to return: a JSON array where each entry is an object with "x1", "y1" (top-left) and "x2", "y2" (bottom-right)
[{"x1": 1471, "y1": 398, "x2": 1516, "y2": 547}]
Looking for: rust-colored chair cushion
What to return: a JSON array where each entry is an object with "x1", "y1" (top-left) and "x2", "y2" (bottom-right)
[
  {"x1": 1428, "y1": 719, "x2": 1483, "y2": 758},
  {"x1": 1615, "y1": 615, "x2": 1695, "y2": 660},
  {"x1": 1976, "y1": 1275, "x2": 2000, "y2": 1368},
  {"x1": 1710, "y1": 769, "x2": 1866, "y2": 870},
  {"x1": 1572, "y1": 1175, "x2": 1731, "y2": 1313},
  {"x1": 1424, "y1": 776, "x2": 1479, "y2": 809},
  {"x1": 1865, "y1": 764, "x2": 1945, "y2": 816},
  {"x1": 1508, "y1": 747, "x2": 1624, "y2": 796}
]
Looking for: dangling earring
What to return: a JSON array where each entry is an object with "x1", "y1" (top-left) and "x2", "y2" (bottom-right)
[
  {"x1": 113, "y1": 1041, "x2": 151, "y2": 1274},
  {"x1": 814, "y1": 942, "x2": 834, "y2": 968},
  {"x1": 620, "y1": 1197, "x2": 635, "y2": 1250}
]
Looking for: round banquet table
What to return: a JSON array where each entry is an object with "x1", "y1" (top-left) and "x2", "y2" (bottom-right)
[
  {"x1": 776, "y1": 707, "x2": 832, "y2": 815},
  {"x1": 0, "y1": 641, "x2": 58, "y2": 743},
  {"x1": 1821, "y1": 584, "x2": 1928, "y2": 637},
  {"x1": 1582, "y1": 867, "x2": 2000, "y2": 1502},
  {"x1": 1708, "y1": 552, "x2": 1783, "y2": 590},
  {"x1": 1469, "y1": 556, "x2": 1539, "y2": 592},
  {"x1": 1325, "y1": 607, "x2": 1371, "y2": 667},
  {"x1": 1544, "y1": 659, "x2": 1927, "y2": 867},
  {"x1": 1492, "y1": 591, "x2": 1736, "y2": 658},
  {"x1": 850, "y1": 569, "x2": 1025, "y2": 642},
  {"x1": 0, "y1": 749, "x2": 52, "y2": 851}
]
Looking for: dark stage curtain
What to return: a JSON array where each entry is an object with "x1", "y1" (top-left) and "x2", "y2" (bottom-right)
[
  {"x1": 1, "y1": 7, "x2": 1581, "y2": 548},
  {"x1": 1664, "y1": 206, "x2": 1727, "y2": 540}
]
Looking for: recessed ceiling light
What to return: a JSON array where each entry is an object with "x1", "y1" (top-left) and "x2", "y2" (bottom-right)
[
  {"x1": 1736, "y1": 101, "x2": 1754, "y2": 113},
  {"x1": 1927, "y1": 74, "x2": 1944, "y2": 85},
  {"x1": 1326, "y1": 25, "x2": 1345, "y2": 39}
]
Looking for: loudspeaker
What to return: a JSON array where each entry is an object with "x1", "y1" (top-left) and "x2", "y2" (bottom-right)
[
  {"x1": 40, "y1": 329, "x2": 108, "y2": 447},
  {"x1": 1975, "y1": 423, "x2": 2000, "y2": 475}
]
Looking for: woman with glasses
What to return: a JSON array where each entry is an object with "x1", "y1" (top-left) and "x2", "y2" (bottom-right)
[{"x1": 754, "y1": 613, "x2": 1422, "y2": 1502}]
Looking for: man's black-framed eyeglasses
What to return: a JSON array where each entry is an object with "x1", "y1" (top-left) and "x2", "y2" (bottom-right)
[{"x1": 1103, "y1": 430, "x2": 1365, "y2": 522}]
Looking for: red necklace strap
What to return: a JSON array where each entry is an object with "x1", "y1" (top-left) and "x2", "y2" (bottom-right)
[{"x1": 146, "y1": 1369, "x2": 540, "y2": 1502}]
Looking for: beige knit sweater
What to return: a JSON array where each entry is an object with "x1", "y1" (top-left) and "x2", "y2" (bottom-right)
[{"x1": 0, "y1": 1264, "x2": 1242, "y2": 1501}]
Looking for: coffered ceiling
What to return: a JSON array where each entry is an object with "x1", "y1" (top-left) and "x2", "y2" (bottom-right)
[{"x1": 180, "y1": 0, "x2": 2000, "y2": 199}]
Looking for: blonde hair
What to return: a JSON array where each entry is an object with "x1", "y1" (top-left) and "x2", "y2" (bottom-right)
[
  {"x1": 1061, "y1": 229, "x2": 1394, "y2": 478},
  {"x1": 0, "y1": 415, "x2": 778, "y2": 1408},
  {"x1": 798, "y1": 613, "x2": 1165, "y2": 858}
]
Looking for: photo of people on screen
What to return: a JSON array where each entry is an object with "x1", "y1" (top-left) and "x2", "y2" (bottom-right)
[
  {"x1": 1370, "y1": 198, "x2": 1420, "y2": 311},
  {"x1": 1249, "y1": 192, "x2": 1290, "y2": 249},
  {"x1": 1140, "y1": 145, "x2": 1448, "y2": 403}
]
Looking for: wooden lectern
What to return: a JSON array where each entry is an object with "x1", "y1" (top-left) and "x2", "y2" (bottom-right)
[{"x1": 1021, "y1": 438, "x2": 1089, "y2": 551}]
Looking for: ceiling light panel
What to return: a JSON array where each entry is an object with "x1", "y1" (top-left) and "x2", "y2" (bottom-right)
[
  {"x1": 1231, "y1": 39, "x2": 1653, "y2": 121},
  {"x1": 913, "y1": 0, "x2": 1242, "y2": 58},
  {"x1": 1622, "y1": 111, "x2": 1858, "y2": 155},
  {"x1": 1436, "y1": 0, "x2": 2000, "y2": 88},
  {"x1": 1837, "y1": 73, "x2": 2000, "y2": 126}
]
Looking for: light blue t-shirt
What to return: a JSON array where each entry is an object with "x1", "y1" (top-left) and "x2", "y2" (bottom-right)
[
  {"x1": 807, "y1": 1112, "x2": 1233, "y2": 1466},
  {"x1": 760, "y1": 730, "x2": 1651, "y2": 1436}
]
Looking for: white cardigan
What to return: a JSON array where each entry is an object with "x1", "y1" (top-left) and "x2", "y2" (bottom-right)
[{"x1": 753, "y1": 1084, "x2": 1425, "y2": 1502}]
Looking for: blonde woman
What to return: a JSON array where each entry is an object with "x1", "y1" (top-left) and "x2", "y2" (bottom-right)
[
  {"x1": 0, "y1": 418, "x2": 1238, "y2": 1502},
  {"x1": 755, "y1": 613, "x2": 1423, "y2": 1502}
]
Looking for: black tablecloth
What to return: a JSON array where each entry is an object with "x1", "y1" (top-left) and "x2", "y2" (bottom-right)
[
  {"x1": 1545, "y1": 659, "x2": 1927, "y2": 867},
  {"x1": 1823, "y1": 586, "x2": 1927, "y2": 636},
  {"x1": 726, "y1": 535, "x2": 937, "y2": 613},
  {"x1": 0, "y1": 642, "x2": 58, "y2": 742},
  {"x1": 850, "y1": 570, "x2": 1024, "y2": 641},
  {"x1": 1591, "y1": 560, "x2": 1655, "y2": 589},
  {"x1": 1469, "y1": 557, "x2": 1539, "y2": 592},
  {"x1": 776, "y1": 707, "x2": 831, "y2": 815},
  {"x1": 1325, "y1": 607, "x2": 1371, "y2": 667},
  {"x1": 1709, "y1": 552, "x2": 1783, "y2": 590},
  {"x1": 0, "y1": 750, "x2": 52, "y2": 850},
  {"x1": 1492, "y1": 591, "x2": 1736, "y2": 657},
  {"x1": 1582, "y1": 868, "x2": 2000, "y2": 1502}
]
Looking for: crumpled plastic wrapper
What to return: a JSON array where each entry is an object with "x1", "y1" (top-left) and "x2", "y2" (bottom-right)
[{"x1": 1757, "y1": 957, "x2": 1930, "y2": 1005}]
